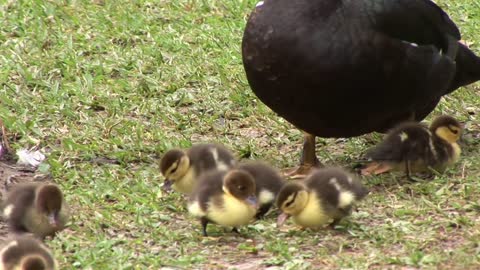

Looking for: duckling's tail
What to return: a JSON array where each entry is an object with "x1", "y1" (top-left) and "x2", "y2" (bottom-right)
[{"x1": 447, "y1": 43, "x2": 480, "y2": 93}]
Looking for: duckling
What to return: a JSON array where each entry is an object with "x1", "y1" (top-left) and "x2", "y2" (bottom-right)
[
  {"x1": 1, "y1": 183, "x2": 69, "y2": 239},
  {"x1": 159, "y1": 143, "x2": 237, "y2": 194},
  {"x1": 237, "y1": 161, "x2": 285, "y2": 218},
  {"x1": 362, "y1": 115, "x2": 462, "y2": 180},
  {"x1": 243, "y1": 0, "x2": 480, "y2": 178},
  {"x1": 276, "y1": 167, "x2": 368, "y2": 229},
  {"x1": 0, "y1": 235, "x2": 58, "y2": 270},
  {"x1": 187, "y1": 169, "x2": 258, "y2": 236}
]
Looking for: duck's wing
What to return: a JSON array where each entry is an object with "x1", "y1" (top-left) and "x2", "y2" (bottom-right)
[
  {"x1": 376, "y1": 0, "x2": 480, "y2": 92},
  {"x1": 374, "y1": 0, "x2": 459, "y2": 54}
]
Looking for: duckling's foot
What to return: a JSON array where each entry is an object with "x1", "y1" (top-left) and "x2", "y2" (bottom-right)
[{"x1": 360, "y1": 162, "x2": 392, "y2": 176}]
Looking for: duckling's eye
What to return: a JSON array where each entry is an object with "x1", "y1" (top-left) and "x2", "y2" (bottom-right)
[
  {"x1": 237, "y1": 185, "x2": 246, "y2": 191},
  {"x1": 170, "y1": 166, "x2": 177, "y2": 173},
  {"x1": 284, "y1": 192, "x2": 298, "y2": 208},
  {"x1": 451, "y1": 129, "x2": 458, "y2": 134}
]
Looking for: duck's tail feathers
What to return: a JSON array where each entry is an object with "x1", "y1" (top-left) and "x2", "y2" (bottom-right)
[{"x1": 447, "y1": 43, "x2": 480, "y2": 93}]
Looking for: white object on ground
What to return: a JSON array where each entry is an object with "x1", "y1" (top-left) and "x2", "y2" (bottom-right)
[{"x1": 16, "y1": 149, "x2": 46, "y2": 167}]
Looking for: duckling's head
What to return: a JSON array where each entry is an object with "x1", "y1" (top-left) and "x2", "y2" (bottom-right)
[
  {"x1": 223, "y1": 170, "x2": 258, "y2": 207},
  {"x1": 36, "y1": 185, "x2": 64, "y2": 228},
  {"x1": 430, "y1": 115, "x2": 462, "y2": 143},
  {"x1": 276, "y1": 182, "x2": 309, "y2": 226},
  {"x1": 19, "y1": 254, "x2": 48, "y2": 270},
  {"x1": 159, "y1": 149, "x2": 190, "y2": 190}
]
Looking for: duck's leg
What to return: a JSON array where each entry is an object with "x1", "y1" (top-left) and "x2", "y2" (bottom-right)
[
  {"x1": 285, "y1": 132, "x2": 321, "y2": 179},
  {"x1": 201, "y1": 217, "x2": 209, "y2": 237}
]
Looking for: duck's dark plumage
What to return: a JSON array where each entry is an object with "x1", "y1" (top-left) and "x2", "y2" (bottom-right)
[{"x1": 242, "y1": 0, "x2": 480, "y2": 138}]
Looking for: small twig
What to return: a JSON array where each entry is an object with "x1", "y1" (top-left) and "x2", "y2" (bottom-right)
[
  {"x1": 104, "y1": 120, "x2": 123, "y2": 138},
  {"x1": 0, "y1": 119, "x2": 12, "y2": 153}
]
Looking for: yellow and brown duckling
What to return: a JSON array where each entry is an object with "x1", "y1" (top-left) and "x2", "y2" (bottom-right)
[
  {"x1": 187, "y1": 169, "x2": 258, "y2": 236},
  {"x1": 237, "y1": 161, "x2": 285, "y2": 218},
  {"x1": 0, "y1": 235, "x2": 58, "y2": 270},
  {"x1": 1, "y1": 183, "x2": 69, "y2": 239},
  {"x1": 276, "y1": 167, "x2": 368, "y2": 229},
  {"x1": 159, "y1": 143, "x2": 237, "y2": 194},
  {"x1": 362, "y1": 115, "x2": 462, "y2": 180}
]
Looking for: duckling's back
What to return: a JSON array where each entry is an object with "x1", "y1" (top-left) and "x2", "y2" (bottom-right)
[
  {"x1": 237, "y1": 161, "x2": 285, "y2": 201},
  {"x1": 1, "y1": 183, "x2": 37, "y2": 232},
  {"x1": 366, "y1": 122, "x2": 453, "y2": 169},
  {"x1": 187, "y1": 144, "x2": 236, "y2": 174},
  {"x1": 188, "y1": 170, "x2": 225, "y2": 214},
  {"x1": 306, "y1": 168, "x2": 368, "y2": 213}
]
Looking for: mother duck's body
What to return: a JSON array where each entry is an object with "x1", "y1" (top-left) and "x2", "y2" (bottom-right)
[{"x1": 242, "y1": 0, "x2": 480, "y2": 176}]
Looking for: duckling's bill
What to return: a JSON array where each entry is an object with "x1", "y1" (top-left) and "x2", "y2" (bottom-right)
[
  {"x1": 162, "y1": 179, "x2": 173, "y2": 191},
  {"x1": 246, "y1": 195, "x2": 258, "y2": 209},
  {"x1": 277, "y1": 213, "x2": 289, "y2": 227},
  {"x1": 48, "y1": 213, "x2": 58, "y2": 228}
]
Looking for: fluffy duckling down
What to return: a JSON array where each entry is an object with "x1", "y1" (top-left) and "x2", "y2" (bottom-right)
[
  {"x1": 187, "y1": 169, "x2": 258, "y2": 236},
  {"x1": 237, "y1": 161, "x2": 285, "y2": 218},
  {"x1": 1, "y1": 183, "x2": 69, "y2": 239},
  {"x1": 159, "y1": 143, "x2": 236, "y2": 194},
  {"x1": 0, "y1": 235, "x2": 58, "y2": 270},
  {"x1": 276, "y1": 167, "x2": 368, "y2": 229},
  {"x1": 363, "y1": 115, "x2": 462, "y2": 179}
]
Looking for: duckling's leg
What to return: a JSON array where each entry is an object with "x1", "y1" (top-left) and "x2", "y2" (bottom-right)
[
  {"x1": 255, "y1": 205, "x2": 271, "y2": 219},
  {"x1": 329, "y1": 219, "x2": 342, "y2": 230},
  {"x1": 231, "y1": 227, "x2": 240, "y2": 234},
  {"x1": 285, "y1": 132, "x2": 321, "y2": 179},
  {"x1": 201, "y1": 217, "x2": 209, "y2": 237},
  {"x1": 405, "y1": 160, "x2": 415, "y2": 182},
  {"x1": 405, "y1": 160, "x2": 414, "y2": 181}
]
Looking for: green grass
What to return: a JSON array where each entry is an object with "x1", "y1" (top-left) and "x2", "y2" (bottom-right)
[{"x1": 1, "y1": 0, "x2": 479, "y2": 269}]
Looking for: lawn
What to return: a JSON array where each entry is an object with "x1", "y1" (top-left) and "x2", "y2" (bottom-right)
[{"x1": 0, "y1": 0, "x2": 479, "y2": 269}]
